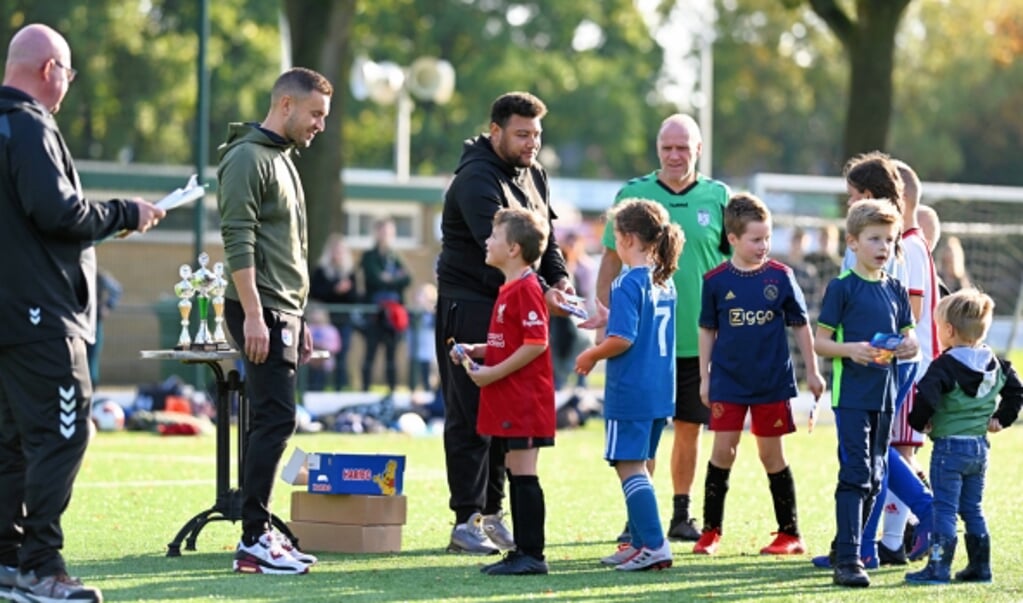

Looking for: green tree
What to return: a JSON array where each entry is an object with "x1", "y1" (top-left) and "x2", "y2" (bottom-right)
[
  {"x1": 712, "y1": 0, "x2": 847, "y2": 177},
  {"x1": 0, "y1": 1, "x2": 281, "y2": 164},
  {"x1": 343, "y1": 0, "x2": 670, "y2": 179},
  {"x1": 890, "y1": 0, "x2": 1023, "y2": 185},
  {"x1": 782, "y1": 0, "x2": 914, "y2": 159}
]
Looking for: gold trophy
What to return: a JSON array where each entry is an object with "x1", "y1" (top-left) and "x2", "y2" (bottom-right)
[
  {"x1": 211, "y1": 262, "x2": 230, "y2": 350},
  {"x1": 174, "y1": 265, "x2": 195, "y2": 350}
]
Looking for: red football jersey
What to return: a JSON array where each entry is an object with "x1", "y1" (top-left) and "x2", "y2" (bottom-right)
[{"x1": 477, "y1": 274, "x2": 556, "y2": 437}]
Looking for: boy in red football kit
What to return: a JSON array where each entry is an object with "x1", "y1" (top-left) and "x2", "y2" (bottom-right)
[{"x1": 449, "y1": 207, "x2": 556, "y2": 576}]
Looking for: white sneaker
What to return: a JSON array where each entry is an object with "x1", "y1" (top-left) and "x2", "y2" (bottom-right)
[
  {"x1": 615, "y1": 540, "x2": 673, "y2": 571},
  {"x1": 601, "y1": 544, "x2": 638, "y2": 566},
  {"x1": 270, "y1": 529, "x2": 318, "y2": 566},
  {"x1": 233, "y1": 533, "x2": 309, "y2": 574},
  {"x1": 482, "y1": 512, "x2": 516, "y2": 551}
]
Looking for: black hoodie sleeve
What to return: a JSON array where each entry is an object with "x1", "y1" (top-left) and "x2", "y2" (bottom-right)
[
  {"x1": 529, "y1": 168, "x2": 569, "y2": 290},
  {"x1": 12, "y1": 114, "x2": 137, "y2": 240},
  {"x1": 994, "y1": 358, "x2": 1023, "y2": 428},
  {"x1": 909, "y1": 354, "x2": 957, "y2": 432}
]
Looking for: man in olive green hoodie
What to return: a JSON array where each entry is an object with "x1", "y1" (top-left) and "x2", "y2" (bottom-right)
[{"x1": 218, "y1": 67, "x2": 332, "y2": 575}]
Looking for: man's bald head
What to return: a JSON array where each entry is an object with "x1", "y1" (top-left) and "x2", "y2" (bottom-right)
[
  {"x1": 3, "y1": 24, "x2": 73, "y2": 112},
  {"x1": 6, "y1": 24, "x2": 68, "y2": 69},
  {"x1": 658, "y1": 113, "x2": 702, "y2": 145}
]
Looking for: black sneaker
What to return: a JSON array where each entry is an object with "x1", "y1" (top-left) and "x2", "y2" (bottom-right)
[
  {"x1": 616, "y1": 522, "x2": 630, "y2": 544},
  {"x1": 833, "y1": 563, "x2": 870, "y2": 587},
  {"x1": 667, "y1": 517, "x2": 700, "y2": 542},
  {"x1": 878, "y1": 541, "x2": 908, "y2": 566},
  {"x1": 484, "y1": 551, "x2": 549, "y2": 576}
]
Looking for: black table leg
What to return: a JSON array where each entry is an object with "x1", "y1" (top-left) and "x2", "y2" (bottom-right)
[{"x1": 166, "y1": 359, "x2": 295, "y2": 556}]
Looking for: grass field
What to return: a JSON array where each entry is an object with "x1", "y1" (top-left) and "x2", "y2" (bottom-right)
[{"x1": 64, "y1": 416, "x2": 1023, "y2": 602}]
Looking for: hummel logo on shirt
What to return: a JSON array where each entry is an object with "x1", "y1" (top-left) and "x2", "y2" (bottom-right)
[{"x1": 725, "y1": 291, "x2": 736, "y2": 300}]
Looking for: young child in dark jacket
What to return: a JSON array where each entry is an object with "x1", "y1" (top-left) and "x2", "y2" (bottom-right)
[{"x1": 906, "y1": 288, "x2": 1023, "y2": 585}]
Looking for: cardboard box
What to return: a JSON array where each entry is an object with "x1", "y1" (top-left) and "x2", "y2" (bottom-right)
[
  {"x1": 287, "y1": 521, "x2": 402, "y2": 553},
  {"x1": 307, "y1": 453, "x2": 405, "y2": 496},
  {"x1": 291, "y1": 491, "x2": 407, "y2": 525}
]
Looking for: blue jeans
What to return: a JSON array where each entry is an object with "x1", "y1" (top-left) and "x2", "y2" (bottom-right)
[{"x1": 929, "y1": 435, "x2": 988, "y2": 537}]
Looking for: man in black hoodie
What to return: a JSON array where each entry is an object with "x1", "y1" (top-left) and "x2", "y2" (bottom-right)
[
  {"x1": 436, "y1": 91, "x2": 572, "y2": 554},
  {"x1": 0, "y1": 23, "x2": 163, "y2": 603}
]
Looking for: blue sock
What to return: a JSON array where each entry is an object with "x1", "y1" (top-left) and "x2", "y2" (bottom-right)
[{"x1": 623, "y1": 474, "x2": 663, "y2": 550}]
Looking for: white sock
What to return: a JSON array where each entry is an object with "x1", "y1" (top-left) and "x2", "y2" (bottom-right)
[{"x1": 880, "y1": 492, "x2": 911, "y2": 550}]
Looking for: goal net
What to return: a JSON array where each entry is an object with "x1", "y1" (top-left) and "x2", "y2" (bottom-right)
[{"x1": 749, "y1": 173, "x2": 1023, "y2": 355}]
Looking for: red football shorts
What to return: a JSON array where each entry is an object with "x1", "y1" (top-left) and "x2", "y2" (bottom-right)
[{"x1": 708, "y1": 400, "x2": 796, "y2": 437}]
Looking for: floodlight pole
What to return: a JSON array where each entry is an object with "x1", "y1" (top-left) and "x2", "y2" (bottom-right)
[
  {"x1": 395, "y1": 91, "x2": 413, "y2": 182},
  {"x1": 698, "y1": 32, "x2": 713, "y2": 178}
]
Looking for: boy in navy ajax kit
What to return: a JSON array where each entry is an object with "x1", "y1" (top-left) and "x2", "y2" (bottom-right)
[{"x1": 693, "y1": 193, "x2": 824, "y2": 555}]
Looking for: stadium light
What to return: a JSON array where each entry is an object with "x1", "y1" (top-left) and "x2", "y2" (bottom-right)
[{"x1": 350, "y1": 56, "x2": 456, "y2": 182}]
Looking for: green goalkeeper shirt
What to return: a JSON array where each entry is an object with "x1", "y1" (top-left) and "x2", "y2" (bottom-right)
[{"x1": 602, "y1": 172, "x2": 730, "y2": 358}]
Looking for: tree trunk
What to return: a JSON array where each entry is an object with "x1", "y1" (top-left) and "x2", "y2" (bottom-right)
[
  {"x1": 283, "y1": 0, "x2": 356, "y2": 272},
  {"x1": 807, "y1": 0, "x2": 912, "y2": 159},
  {"x1": 842, "y1": 4, "x2": 902, "y2": 158}
]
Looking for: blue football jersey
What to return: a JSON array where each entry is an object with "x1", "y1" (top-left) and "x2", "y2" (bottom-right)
[{"x1": 604, "y1": 266, "x2": 676, "y2": 420}]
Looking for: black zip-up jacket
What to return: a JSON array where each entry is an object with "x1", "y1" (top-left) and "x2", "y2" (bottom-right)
[
  {"x1": 0, "y1": 86, "x2": 139, "y2": 346},
  {"x1": 437, "y1": 134, "x2": 568, "y2": 302}
]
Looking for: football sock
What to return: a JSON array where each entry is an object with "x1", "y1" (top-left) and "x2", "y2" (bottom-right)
[
  {"x1": 703, "y1": 462, "x2": 730, "y2": 531},
  {"x1": 624, "y1": 474, "x2": 664, "y2": 549},
  {"x1": 510, "y1": 474, "x2": 545, "y2": 560},
  {"x1": 880, "y1": 492, "x2": 911, "y2": 551},
  {"x1": 672, "y1": 493, "x2": 691, "y2": 521},
  {"x1": 767, "y1": 465, "x2": 799, "y2": 536}
]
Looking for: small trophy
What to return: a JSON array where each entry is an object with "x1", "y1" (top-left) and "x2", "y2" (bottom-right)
[
  {"x1": 174, "y1": 265, "x2": 195, "y2": 350},
  {"x1": 211, "y1": 262, "x2": 230, "y2": 350},
  {"x1": 189, "y1": 252, "x2": 217, "y2": 350}
]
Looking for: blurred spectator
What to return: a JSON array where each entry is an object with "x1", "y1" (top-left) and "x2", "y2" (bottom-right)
[
  {"x1": 917, "y1": 205, "x2": 948, "y2": 296},
  {"x1": 360, "y1": 218, "x2": 411, "y2": 393},
  {"x1": 917, "y1": 205, "x2": 941, "y2": 252},
  {"x1": 305, "y1": 305, "x2": 341, "y2": 392},
  {"x1": 408, "y1": 283, "x2": 438, "y2": 392},
  {"x1": 937, "y1": 235, "x2": 972, "y2": 294},
  {"x1": 804, "y1": 224, "x2": 842, "y2": 289},
  {"x1": 310, "y1": 234, "x2": 359, "y2": 390},
  {"x1": 87, "y1": 268, "x2": 122, "y2": 386},
  {"x1": 786, "y1": 226, "x2": 821, "y2": 314},
  {"x1": 550, "y1": 229, "x2": 596, "y2": 389}
]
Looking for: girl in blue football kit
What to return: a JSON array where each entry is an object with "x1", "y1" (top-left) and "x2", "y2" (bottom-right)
[{"x1": 576, "y1": 198, "x2": 684, "y2": 571}]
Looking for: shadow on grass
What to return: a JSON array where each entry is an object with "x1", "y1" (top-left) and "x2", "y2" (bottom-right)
[{"x1": 72, "y1": 543, "x2": 874, "y2": 602}]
